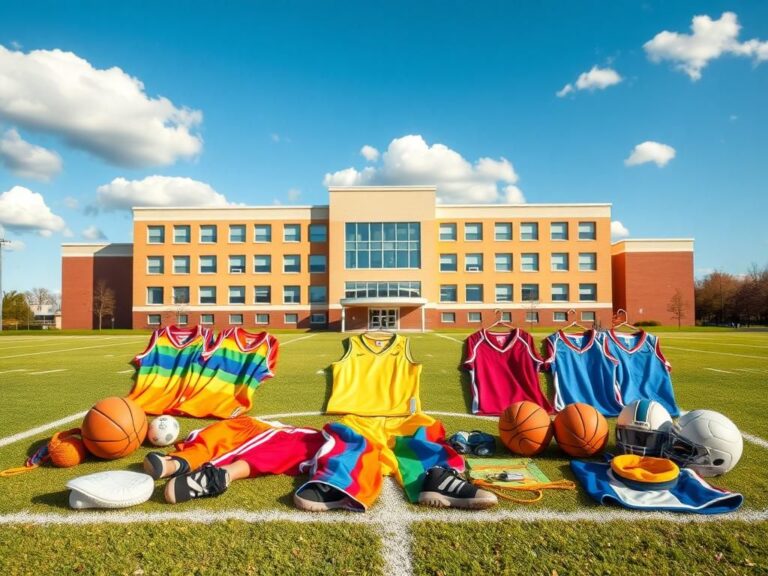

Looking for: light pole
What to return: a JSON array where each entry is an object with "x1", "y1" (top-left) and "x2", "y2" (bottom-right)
[{"x1": 0, "y1": 238, "x2": 9, "y2": 332}]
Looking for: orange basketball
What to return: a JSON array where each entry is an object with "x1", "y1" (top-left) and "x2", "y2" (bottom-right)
[
  {"x1": 499, "y1": 401, "x2": 553, "y2": 456},
  {"x1": 553, "y1": 403, "x2": 609, "y2": 458},
  {"x1": 81, "y1": 397, "x2": 147, "y2": 460}
]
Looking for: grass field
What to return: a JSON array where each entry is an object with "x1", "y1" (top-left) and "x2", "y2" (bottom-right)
[{"x1": 0, "y1": 329, "x2": 767, "y2": 575}]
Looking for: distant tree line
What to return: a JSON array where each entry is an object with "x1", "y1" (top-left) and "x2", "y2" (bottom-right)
[
  {"x1": 696, "y1": 266, "x2": 768, "y2": 326},
  {"x1": 2, "y1": 288, "x2": 60, "y2": 329}
]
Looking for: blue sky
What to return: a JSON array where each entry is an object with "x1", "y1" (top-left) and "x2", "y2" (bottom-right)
[{"x1": 1, "y1": 1, "x2": 767, "y2": 294}]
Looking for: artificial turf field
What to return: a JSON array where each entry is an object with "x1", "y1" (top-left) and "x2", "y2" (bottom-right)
[{"x1": 0, "y1": 329, "x2": 767, "y2": 575}]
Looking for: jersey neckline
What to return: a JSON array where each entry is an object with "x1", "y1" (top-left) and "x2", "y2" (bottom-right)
[
  {"x1": 482, "y1": 328, "x2": 519, "y2": 353},
  {"x1": 359, "y1": 332, "x2": 399, "y2": 356},
  {"x1": 231, "y1": 327, "x2": 269, "y2": 352},
  {"x1": 608, "y1": 329, "x2": 648, "y2": 354},
  {"x1": 558, "y1": 329, "x2": 596, "y2": 353},
  {"x1": 165, "y1": 325, "x2": 204, "y2": 348}
]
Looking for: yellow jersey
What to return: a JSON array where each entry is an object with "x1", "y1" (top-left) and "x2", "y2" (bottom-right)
[{"x1": 327, "y1": 333, "x2": 422, "y2": 417}]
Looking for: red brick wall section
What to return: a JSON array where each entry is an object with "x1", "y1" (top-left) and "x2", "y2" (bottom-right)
[
  {"x1": 61, "y1": 257, "x2": 95, "y2": 329},
  {"x1": 94, "y1": 256, "x2": 133, "y2": 329},
  {"x1": 611, "y1": 252, "x2": 628, "y2": 313}
]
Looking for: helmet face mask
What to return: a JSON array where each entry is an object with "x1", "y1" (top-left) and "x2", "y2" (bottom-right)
[
  {"x1": 662, "y1": 430, "x2": 711, "y2": 465},
  {"x1": 616, "y1": 400, "x2": 673, "y2": 458},
  {"x1": 616, "y1": 428, "x2": 668, "y2": 456}
]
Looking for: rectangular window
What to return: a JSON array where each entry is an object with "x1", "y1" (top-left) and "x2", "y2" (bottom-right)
[
  {"x1": 526, "y1": 311, "x2": 539, "y2": 323},
  {"x1": 578, "y1": 221, "x2": 596, "y2": 240},
  {"x1": 284, "y1": 285, "x2": 300, "y2": 304},
  {"x1": 495, "y1": 253, "x2": 513, "y2": 272},
  {"x1": 199, "y1": 286, "x2": 216, "y2": 305},
  {"x1": 283, "y1": 255, "x2": 301, "y2": 273},
  {"x1": 173, "y1": 256, "x2": 190, "y2": 274},
  {"x1": 172, "y1": 286, "x2": 190, "y2": 304},
  {"x1": 344, "y1": 281, "x2": 421, "y2": 299},
  {"x1": 310, "y1": 313, "x2": 327, "y2": 325},
  {"x1": 309, "y1": 254, "x2": 327, "y2": 273},
  {"x1": 521, "y1": 253, "x2": 539, "y2": 272},
  {"x1": 551, "y1": 252, "x2": 569, "y2": 272},
  {"x1": 229, "y1": 225, "x2": 246, "y2": 243},
  {"x1": 200, "y1": 313, "x2": 214, "y2": 325},
  {"x1": 254, "y1": 255, "x2": 271, "y2": 273},
  {"x1": 229, "y1": 286, "x2": 246, "y2": 305},
  {"x1": 255, "y1": 313, "x2": 270, "y2": 325},
  {"x1": 199, "y1": 255, "x2": 217, "y2": 274},
  {"x1": 200, "y1": 225, "x2": 217, "y2": 244},
  {"x1": 309, "y1": 224, "x2": 328, "y2": 243},
  {"x1": 254, "y1": 224, "x2": 272, "y2": 243},
  {"x1": 439, "y1": 223, "x2": 457, "y2": 241},
  {"x1": 582, "y1": 311, "x2": 596, "y2": 322},
  {"x1": 147, "y1": 287, "x2": 163, "y2": 305},
  {"x1": 441, "y1": 312, "x2": 456, "y2": 323},
  {"x1": 177, "y1": 313, "x2": 189, "y2": 326},
  {"x1": 579, "y1": 252, "x2": 597, "y2": 271},
  {"x1": 440, "y1": 285, "x2": 458, "y2": 303},
  {"x1": 501, "y1": 311, "x2": 512, "y2": 322},
  {"x1": 464, "y1": 222, "x2": 483, "y2": 241},
  {"x1": 254, "y1": 286, "x2": 271, "y2": 304},
  {"x1": 440, "y1": 254, "x2": 458, "y2": 272},
  {"x1": 520, "y1": 222, "x2": 538, "y2": 241},
  {"x1": 553, "y1": 311, "x2": 567, "y2": 323},
  {"x1": 309, "y1": 285, "x2": 327, "y2": 303},
  {"x1": 147, "y1": 314, "x2": 161, "y2": 326},
  {"x1": 147, "y1": 226, "x2": 165, "y2": 244},
  {"x1": 468, "y1": 312, "x2": 482, "y2": 323},
  {"x1": 173, "y1": 225, "x2": 190, "y2": 243},
  {"x1": 579, "y1": 283, "x2": 597, "y2": 302},
  {"x1": 521, "y1": 283, "x2": 539, "y2": 301},
  {"x1": 229, "y1": 255, "x2": 246, "y2": 274},
  {"x1": 284, "y1": 224, "x2": 301, "y2": 242},
  {"x1": 284, "y1": 313, "x2": 298, "y2": 324},
  {"x1": 551, "y1": 283, "x2": 569, "y2": 302},
  {"x1": 550, "y1": 222, "x2": 568, "y2": 240},
  {"x1": 466, "y1": 284, "x2": 483, "y2": 303},
  {"x1": 465, "y1": 253, "x2": 483, "y2": 272},
  {"x1": 147, "y1": 256, "x2": 164, "y2": 274},
  {"x1": 495, "y1": 284, "x2": 513, "y2": 303},
  {"x1": 346, "y1": 222, "x2": 420, "y2": 269},
  {"x1": 494, "y1": 222, "x2": 512, "y2": 241},
  {"x1": 229, "y1": 314, "x2": 244, "y2": 325}
]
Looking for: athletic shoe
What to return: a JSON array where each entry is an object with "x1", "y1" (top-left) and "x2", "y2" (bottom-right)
[
  {"x1": 418, "y1": 466, "x2": 497, "y2": 509},
  {"x1": 164, "y1": 463, "x2": 230, "y2": 504},
  {"x1": 467, "y1": 431, "x2": 496, "y2": 457},
  {"x1": 143, "y1": 452, "x2": 189, "y2": 480},
  {"x1": 447, "y1": 431, "x2": 471, "y2": 454},
  {"x1": 294, "y1": 482, "x2": 349, "y2": 512}
]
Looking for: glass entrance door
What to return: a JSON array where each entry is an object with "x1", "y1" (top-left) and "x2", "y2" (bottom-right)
[{"x1": 368, "y1": 308, "x2": 398, "y2": 330}]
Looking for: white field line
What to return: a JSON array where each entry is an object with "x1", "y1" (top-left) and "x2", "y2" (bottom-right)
[
  {"x1": 0, "y1": 411, "x2": 88, "y2": 448},
  {"x1": 433, "y1": 333, "x2": 464, "y2": 344},
  {"x1": 0, "y1": 339, "x2": 147, "y2": 360},
  {"x1": 734, "y1": 368, "x2": 767, "y2": 373},
  {"x1": 663, "y1": 346, "x2": 767, "y2": 361},
  {"x1": 116, "y1": 369, "x2": 135, "y2": 374},
  {"x1": 0, "y1": 336, "x2": 132, "y2": 351},
  {"x1": 743, "y1": 432, "x2": 768, "y2": 452},
  {"x1": 704, "y1": 368, "x2": 736, "y2": 375},
  {"x1": 278, "y1": 334, "x2": 317, "y2": 346},
  {"x1": 0, "y1": 369, "x2": 27, "y2": 374},
  {"x1": 27, "y1": 368, "x2": 68, "y2": 376},
  {"x1": 662, "y1": 337, "x2": 768, "y2": 348}
]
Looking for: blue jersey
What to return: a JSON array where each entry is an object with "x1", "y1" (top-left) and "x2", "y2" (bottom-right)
[
  {"x1": 571, "y1": 459, "x2": 743, "y2": 515},
  {"x1": 602, "y1": 330, "x2": 679, "y2": 417},
  {"x1": 544, "y1": 330, "x2": 623, "y2": 416}
]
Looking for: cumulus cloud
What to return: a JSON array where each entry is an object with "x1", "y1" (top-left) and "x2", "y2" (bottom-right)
[
  {"x1": 0, "y1": 45, "x2": 202, "y2": 167},
  {"x1": 0, "y1": 186, "x2": 67, "y2": 236},
  {"x1": 360, "y1": 145, "x2": 380, "y2": 162},
  {"x1": 287, "y1": 188, "x2": 302, "y2": 203},
  {"x1": 644, "y1": 12, "x2": 768, "y2": 80},
  {"x1": 96, "y1": 176, "x2": 230, "y2": 211},
  {"x1": 624, "y1": 141, "x2": 676, "y2": 167},
  {"x1": 0, "y1": 128, "x2": 62, "y2": 181},
  {"x1": 324, "y1": 135, "x2": 525, "y2": 204},
  {"x1": 611, "y1": 220, "x2": 630, "y2": 239},
  {"x1": 556, "y1": 66, "x2": 623, "y2": 97},
  {"x1": 82, "y1": 225, "x2": 107, "y2": 241}
]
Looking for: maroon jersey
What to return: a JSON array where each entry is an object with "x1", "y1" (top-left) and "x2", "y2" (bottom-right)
[{"x1": 463, "y1": 328, "x2": 552, "y2": 415}]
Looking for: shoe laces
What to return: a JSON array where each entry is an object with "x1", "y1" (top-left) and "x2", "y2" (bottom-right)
[{"x1": 193, "y1": 464, "x2": 228, "y2": 495}]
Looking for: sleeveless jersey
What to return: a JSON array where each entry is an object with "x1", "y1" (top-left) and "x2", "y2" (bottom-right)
[
  {"x1": 602, "y1": 330, "x2": 679, "y2": 417},
  {"x1": 327, "y1": 334, "x2": 421, "y2": 417},
  {"x1": 180, "y1": 327, "x2": 279, "y2": 419},
  {"x1": 128, "y1": 325, "x2": 212, "y2": 415},
  {"x1": 544, "y1": 330, "x2": 623, "y2": 416},
  {"x1": 463, "y1": 328, "x2": 552, "y2": 415}
]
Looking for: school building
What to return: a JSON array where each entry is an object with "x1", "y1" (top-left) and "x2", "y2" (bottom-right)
[{"x1": 61, "y1": 186, "x2": 695, "y2": 330}]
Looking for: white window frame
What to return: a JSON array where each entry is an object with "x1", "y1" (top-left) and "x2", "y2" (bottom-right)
[
  {"x1": 439, "y1": 253, "x2": 458, "y2": 272},
  {"x1": 465, "y1": 253, "x2": 483, "y2": 272},
  {"x1": 439, "y1": 285, "x2": 458, "y2": 303},
  {"x1": 229, "y1": 224, "x2": 246, "y2": 243},
  {"x1": 200, "y1": 313, "x2": 214, "y2": 325},
  {"x1": 200, "y1": 225, "x2": 218, "y2": 244},
  {"x1": 172, "y1": 225, "x2": 190, "y2": 244},
  {"x1": 284, "y1": 313, "x2": 299, "y2": 324},
  {"x1": 551, "y1": 252, "x2": 569, "y2": 272},
  {"x1": 283, "y1": 224, "x2": 301, "y2": 243},
  {"x1": 464, "y1": 222, "x2": 483, "y2": 241},
  {"x1": 495, "y1": 284, "x2": 513, "y2": 303},
  {"x1": 147, "y1": 226, "x2": 165, "y2": 244},
  {"x1": 229, "y1": 255, "x2": 246, "y2": 274},
  {"x1": 520, "y1": 222, "x2": 538, "y2": 241},
  {"x1": 465, "y1": 284, "x2": 483, "y2": 303},
  {"x1": 199, "y1": 286, "x2": 217, "y2": 305},
  {"x1": 147, "y1": 256, "x2": 164, "y2": 275},
  {"x1": 254, "y1": 254, "x2": 271, "y2": 274},
  {"x1": 228, "y1": 286, "x2": 246, "y2": 305},
  {"x1": 199, "y1": 255, "x2": 217, "y2": 274},
  {"x1": 146, "y1": 287, "x2": 163, "y2": 305},
  {"x1": 147, "y1": 314, "x2": 162, "y2": 326},
  {"x1": 581, "y1": 311, "x2": 596, "y2": 322},
  {"x1": 553, "y1": 311, "x2": 567, "y2": 323},
  {"x1": 229, "y1": 314, "x2": 244, "y2": 325},
  {"x1": 283, "y1": 255, "x2": 301, "y2": 274},
  {"x1": 255, "y1": 313, "x2": 270, "y2": 325},
  {"x1": 440, "y1": 312, "x2": 456, "y2": 324},
  {"x1": 254, "y1": 285, "x2": 271, "y2": 304},
  {"x1": 254, "y1": 224, "x2": 272, "y2": 243},
  {"x1": 579, "y1": 252, "x2": 597, "y2": 272},
  {"x1": 550, "y1": 222, "x2": 568, "y2": 241},
  {"x1": 439, "y1": 223, "x2": 457, "y2": 241},
  {"x1": 579, "y1": 283, "x2": 597, "y2": 302},
  {"x1": 551, "y1": 283, "x2": 569, "y2": 302},
  {"x1": 467, "y1": 312, "x2": 482, "y2": 323},
  {"x1": 283, "y1": 286, "x2": 301, "y2": 304},
  {"x1": 521, "y1": 253, "x2": 539, "y2": 272},
  {"x1": 578, "y1": 221, "x2": 596, "y2": 241}
]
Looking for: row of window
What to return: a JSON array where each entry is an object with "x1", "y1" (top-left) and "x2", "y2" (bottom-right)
[
  {"x1": 440, "y1": 310, "x2": 597, "y2": 324},
  {"x1": 439, "y1": 252, "x2": 597, "y2": 272},
  {"x1": 147, "y1": 254, "x2": 328, "y2": 275},
  {"x1": 439, "y1": 221, "x2": 596, "y2": 242},
  {"x1": 147, "y1": 223, "x2": 328, "y2": 245},
  {"x1": 147, "y1": 285, "x2": 327, "y2": 305},
  {"x1": 147, "y1": 312, "x2": 327, "y2": 327},
  {"x1": 343, "y1": 281, "x2": 422, "y2": 299},
  {"x1": 345, "y1": 222, "x2": 421, "y2": 270},
  {"x1": 439, "y1": 283, "x2": 598, "y2": 303}
]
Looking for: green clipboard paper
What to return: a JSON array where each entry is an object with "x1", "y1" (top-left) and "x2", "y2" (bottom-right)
[{"x1": 466, "y1": 457, "x2": 551, "y2": 488}]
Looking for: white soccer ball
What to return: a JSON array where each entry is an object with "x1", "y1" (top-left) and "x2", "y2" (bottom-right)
[
  {"x1": 663, "y1": 410, "x2": 743, "y2": 477},
  {"x1": 147, "y1": 416, "x2": 180, "y2": 447}
]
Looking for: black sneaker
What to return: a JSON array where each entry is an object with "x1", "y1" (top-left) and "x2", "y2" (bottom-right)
[
  {"x1": 164, "y1": 463, "x2": 230, "y2": 504},
  {"x1": 294, "y1": 482, "x2": 349, "y2": 512},
  {"x1": 144, "y1": 452, "x2": 189, "y2": 480},
  {"x1": 418, "y1": 466, "x2": 497, "y2": 509}
]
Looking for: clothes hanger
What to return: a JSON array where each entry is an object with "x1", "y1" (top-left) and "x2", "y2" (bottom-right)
[
  {"x1": 485, "y1": 309, "x2": 516, "y2": 333},
  {"x1": 561, "y1": 309, "x2": 588, "y2": 333},
  {"x1": 612, "y1": 309, "x2": 641, "y2": 333}
]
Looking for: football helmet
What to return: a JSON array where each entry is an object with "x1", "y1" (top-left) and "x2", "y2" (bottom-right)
[
  {"x1": 662, "y1": 410, "x2": 743, "y2": 477},
  {"x1": 616, "y1": 399, "x2": 673, "y2": 457}
]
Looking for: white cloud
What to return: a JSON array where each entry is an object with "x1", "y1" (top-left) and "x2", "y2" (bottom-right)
[
  {"x1": 0, "y1": 45, "x2": 202, "y2": 167},
  {"x1": 624, "y1": 141, "x2": 676, "y2": 167},
  {"x1": 96, "y1": 176, "x2": 230, "y2": 211},
  {"x1": 82, "y1": 225, "x2": 107, "y2": 241},
  {"x1": 0, "y1": 128, "x2": 62, "y2": 181},
  {"x1": 644, "y1": 12, "x2": 768, "y2": 80},
  {"x1": 360, "y1": 145, "x2": 380, "y2": 162},
  {"x1": 63, "y1": 196, "x2": 79, "y2": 209},
  {"x1": 324, "y1": 135, "x2": 523, "y2": 204},
  {"x1": 611, "y1": 220, "x2": 630, "y2": 239},
  {"x1": 0, "y1": 186, "x2": 66, "y2": 236},
  {"x1": 287, "y1": 188, "x2": 301, "y2": 203},
  {"x1": 557, "y1": 66, "x2": 623, "y2": 97}
]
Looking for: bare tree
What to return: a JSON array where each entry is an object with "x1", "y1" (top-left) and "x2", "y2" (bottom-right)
[
  {"x1": 93, "y1": 280, "x2": 116, "y2": 330},
  {"x1": 667, "y1": 288, "x2": 687, "y2": 328}
]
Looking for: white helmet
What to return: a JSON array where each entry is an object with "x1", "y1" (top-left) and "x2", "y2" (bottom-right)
[
  {"x1": 616, "y1": 399, "x2": 673, "y2": 457},
  {"x1": 662, "y1": 410, "x2": 743, "y2": 477}
]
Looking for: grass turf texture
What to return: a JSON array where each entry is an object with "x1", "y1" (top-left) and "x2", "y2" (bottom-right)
[{"x1": 0, "y1": 330, "x2": 767, "y2": 574}]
